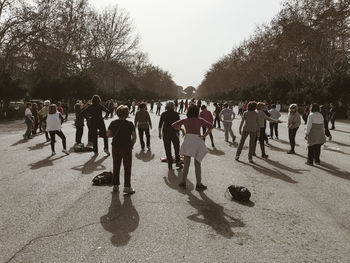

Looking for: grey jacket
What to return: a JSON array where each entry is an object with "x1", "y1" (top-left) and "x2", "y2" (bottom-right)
[
  {"x1": 288, "y1": 112, "x2": 301, "y2": 129},
  {"x1": 239, "y1": 111, "x2": 259, "y2": 132}
]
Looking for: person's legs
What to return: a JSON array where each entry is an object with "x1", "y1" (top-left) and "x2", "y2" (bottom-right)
[
  {"x1": 275, "y1": 123, "x2": 279, "y2": 138},
  {"x1": 259, "y1": 128, "x2": 267, "y2": 156},
  {"x1": 45, "y1": 131, "x2": 50, "y2": 141},
  {"x1": 145, "y1": 128, "x2": 150, "y2": 147},
  {"x1": 331, "y1": 118, "x2": 335, "y2": 129},
  {"x1": 163, "y1": 135, "x2": 173, "y2": 167},
  {"x1": 314, "y1": 144, "x2": 321, "y2": 163},
  {"x1": 76, "y1": 126, "x2": 83, "y2": 144},
  {"x1": 269, "y1": 122, "x2": 274, "y2": 137},
  {"x1": 228, "y1": 122, "x2": 235, "y2": 139},
  {"x1": 56, "y1": 130, "x2": 67, "y2": 150},
  {"x1": 112, "y1": 147, "x2": 122, "y2": 186},
  {"x1": 248, "y1": 132, "x2": 257, "y2": 159},
  {"x1": 307, "y1": 145, "x2": 314, "y2": 164},
  {"x1": 236, "y1": 131, "x2": 248, "y2": 157},
  {"x1": 138, "y1": 128, "x2": 145, "y2": 149},
  {"x1": 208, "y1": 131, "x2": 214, "y2": 146},
  {"x1": 24, "y1": 119, "x2": 32, "y2": 138},
  {"x1": 181, "y1": 156, "x2": 191, "y2": 183},
  {"x1": 223, "y1": 122, "x2": 229, "y2": 141},
  {"x1": 49, "y1": 131, "x2": 56, "y2": 152},
  {"x1": 122, "y1": 148, "x2": 132, "y2": 187},
  {"x1": 172, "y1": 133, "x2": 180, "y2": 163},
  {"x1": 194, "y1": 159, "x2": 202, "y2": 185},
  {"x1": 202, "y1": 127, "x2": 207, "y2": 141},
  {"x1": 91, "y1": 126, "x2": 98, "y2": 153}
]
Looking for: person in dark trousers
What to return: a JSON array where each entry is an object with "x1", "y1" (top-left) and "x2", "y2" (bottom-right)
[
  {"x1": 200, "y1": 105, "x2": 215, "y2": 147},
  {"x1": 287, "y1": 104, "x2": 301, "y2": 154},
  {"x1": 46, "y1": 104, "x2": 69, "y2": 156},
  {"x1": 81, "y1": 94, "x2": 110, "y2": 155},
  {"x1": 74, "y1": 100, "x2": 84, "y2": 145},
  {"x1": 179, "y1": 100, "x2": 184, "y2": 114},
  {"x1": 268, "y1": 104, "x2": 281, "y2": 139},
  {"x1": 24, "y1": 102, "x2": 34, "y2": 139},
  {"x1": 305, "y1": 103, "x2": 326, "y2": 165},
  {"x1": 329, "y1": 103, "x2": 336, "y2": 130},
  {"x1": 62, "y1": 101, "x2": 69, "y2": 121},
  {"x1": 107, "y1": 105, "x2": 137, "y2": 194},
  {"x1": 31, "y1": 103, "x2": 39, "y2": 135},
  {"x1": 134, "y1": 102, "x2": 152, "y2": 150},
  {"x1": 150, "y1": 100, "x2": 154, "y2": 113},
  {"x1": 38, "y1": 102, "x2": 44, "y2": 132},
  {"x1": 320, "y1": 105, "x2": 332, "y2": 141},
  {"x1": 158, "y1": 102, "x2": 182, "y2": 170},
  {"x1": 213, "y1": 103, "x2": 221, "y2": 128}
]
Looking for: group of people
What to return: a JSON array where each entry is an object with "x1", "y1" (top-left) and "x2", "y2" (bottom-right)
[{"x1": 22, "y1": 95, "x2": 337, "y2": 195}]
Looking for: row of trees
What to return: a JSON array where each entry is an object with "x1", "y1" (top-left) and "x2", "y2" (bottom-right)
[
  {"x1": 0, "y1": 0, "x2": 180, "y2": 100},
  {"x1": 197, "y1": 0, "x2": 350, "y2": 107}
]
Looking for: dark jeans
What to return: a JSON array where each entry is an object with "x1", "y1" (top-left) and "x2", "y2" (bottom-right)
[
  {"x1": 288, "y1": 127, "x2": 299, "y2": 151},
  {"x1": 324, "y1": 121, "x2": 331, "y2": 137},
  {"x1": 330, "y1": 118, "x2": 335, "y2": 129},
  {"x1": 33, "y1": 118, "x2": 39, "y2": 135},
  {"x1": 202, "y1": 127, "x2": 214, "y2": 145},
  {"x1": 163, "y1": 132, "x2": 180, "y2": 166},
  {"x1": 112, "y1": 146, "x2": 132, "y2": 187},
  {"x1": 76, "y1": 126, "x2": 83, "y2": 144},
  {"x1": 24, "y1": 118, "x2": 33, "y2": 138},
  {"x1": 214, "y1": 116, "x2": 220, "y2": 128},
  {"x1": 91, "y1": 120, "x2": 108, "y2": 153},
  {"x1": 156, "y1": 107, "x2": 161, "y2": 115},
  {"x1": 49, "y1": 130, "x2": 66, "y2": 152},
  {"x1": 255, "y1": 127, "x2": 267, "y2": 156},
  {"x1": 236, "y1": 131, "x2": 256, "y2": 159},
  {"x1": 138, "y1": 128, "x2": 150, "y2": 149},
  {"x1": 308, "y1": 144, "x2": 321, "y2": 163},
  {"x1": 269, "y1": 122, "x2": 279, "y2": 138}
]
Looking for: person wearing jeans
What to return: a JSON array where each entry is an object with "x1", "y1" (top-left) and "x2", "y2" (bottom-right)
[
  {"x1": 235, "y1": 101, "x2": 260, "y2": 162},
  {"x1": 219, "y1": 103, "x2": 236, "y2": 142},
  {"x1": 305, "y1": 103, "x2": 326, "y2": 165},
  {"x1": 159, "y1": 102, "x2": 181, "y2": 170},
  {"x1": 107, "y1": 105, "x2": 137, "y2": 194},
  {"x1": 134, "y1": 102, "x2": 152, "y2": 150}
]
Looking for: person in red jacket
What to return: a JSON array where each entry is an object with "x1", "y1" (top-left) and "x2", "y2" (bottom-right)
[
  {"x1": 57, "y1": 102, "x2": 64, "y2": 115},
  {"x1": 200, "y1": 105, "x2": 215, "y2": 147}
]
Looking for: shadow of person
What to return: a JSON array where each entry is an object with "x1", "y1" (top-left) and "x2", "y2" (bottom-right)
[
  {"x1": 248, "y1": 162, "x2": 298, "y2": 184},
  {"x1": 71, "y1": 155, "x2": 108, "y2": 174},
  {"x1": 11, "y1": 139, "x2": 27, "y2": 146},
  {"x1": 314, "y1": 161, "x2": 350, "y2": 181},
  {"x1": 163, "y1": 169, "x2": 194, "y2": 193},
  {"x1": 207, "y1": 148, "x2": 225, "y2": 156},
  {"x1": 264, "y1": 159, "x2": 309, "y2": 174},
  {"x1": 27, "y1": 142, "x2": 47, "y2": 151},
  {"x1": 186, "y1": 191, "x2": 245, "y2": 238},
  {"x1": 135, "y1": 149, "x2": 155, "y2": 162},
  {"x1": 29, "y1": 155, "x2": 66, "y2": 170},
  {"x1": 100, "y1": 193, "x2": 139, "y2": 247},
  {"x1": 329, "y1": 140, "x2": 350, "y2": 147}
]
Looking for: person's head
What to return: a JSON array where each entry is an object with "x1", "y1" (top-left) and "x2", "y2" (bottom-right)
[
  {"x1": 57, "y1": 101, "x2": 61, "y2": 106},
  {"x1": 213, "y1": 102, "x2": 217, "y2": 107},
  {"x1": 49, "y1": 104, "x2": 57, "y2": 114},
  {"x1": 165, "y1": 101, "x2": 174, "y2": 111},
  {"x1": 139, "y1": 102, "x2": 146, "y2": 110},
  {"x1": 330, "y1": 103, "x2": 334, "y2": 108},
  {"x1": 186, "y1": 105, "x2": 199, "y2": 118},
  {"x1": 91, "y1": 94, "x2": 101, "y2": 105},
  {"x1": 32, "y1": 103, "x2": 37, "y2": 110},
  {"x1": 257, "y1": 102, "x2": 265, "y2": 110},
  {"x1": 26, "y1": 102, "x2": 32, "y2": 109},
  {"x1": 289, "y1": 104, "x2": 297, "y2": 113},
  {"x1": 247, "y1": 101, "x2": 257, "y2": 111},
  {"x1": 271, "y1": 104, "x2": 276, "y2": 109},
  {"x1": 116, "y1": 105, "x2": 129, "y2": 119},
  {"x1": 310, "y1": 103, "x2": 320, "y2": 112},
  {"x1": 224, "y1": 103, "x2": 229, "y2": 108},
  {"x1": 44, "y1": 100, "x2": 50, "y2": 106},
  {"x1": 200, "y1": 105, "x2": 206, "y2": 110}
]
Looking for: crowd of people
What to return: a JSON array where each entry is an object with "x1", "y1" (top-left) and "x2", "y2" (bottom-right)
[{"x1": 21, "y1": 96, "x2": 337, "y2": 194}]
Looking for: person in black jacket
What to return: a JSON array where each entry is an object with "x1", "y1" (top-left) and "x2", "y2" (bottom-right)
[
  {"x1": 158, "y1": 102, "x2": 182, "y2": 170},
  {"x1": 81, "y1": 95, "x2": 110, "y2": 155},
  {"x1": 74, "y1": 100, "x2": 84, "y2": 145}
]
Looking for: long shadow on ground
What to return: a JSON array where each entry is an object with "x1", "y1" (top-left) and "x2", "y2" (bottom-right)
[
  {"x1": 71, "y1": 155, "x2": 108, "y2": 174},
  {"x1": 29, "y1": 155, "x2": 66, "y2": 170}
]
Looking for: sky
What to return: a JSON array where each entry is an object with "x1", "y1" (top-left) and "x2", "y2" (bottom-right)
[{"x1": 90, "y1": 0, "x2": 283, "y2": 88}]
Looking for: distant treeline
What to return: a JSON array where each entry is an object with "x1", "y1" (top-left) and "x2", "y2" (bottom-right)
[
  {"x1": 197, "y1": 0, "x2": 350, "y2": 109},
  {"x1": 0, "y1": 0, "x2": 182, "y2": 101}
]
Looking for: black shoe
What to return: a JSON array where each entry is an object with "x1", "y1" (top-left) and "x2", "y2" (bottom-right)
[
  {"x1": 315, "y1": 161, "x2": 320, "y2": 165},
  {"x1": 252, "y1": 153, "x2": 257, "y2": 157},
  {"x1": 176, "y1": 163, "x2": 183, "y2": 169},
  {"x1": 262, "y1": 154, "x2": 269, "y2": 159},
  {"x1": 287, "y1": 150, "x2": 295, "y2": 154},
  {"x1": 232, "y1": 136, "x2": 236, "y2": 142},
  {"x1": 305, "y1": 162, "x2": 313, "y2": 166},
  {"x1": 235, "y1": 156, "x2": 239, "y2": 161},
  {"x1": 249, "y1": 159, "x2": 254, "y2": 163},
  {"x1": 195, "y1": 184, "x2": 207, "y2": 191},
  {"x1": 212, "y1": 143, "x2": 215, "y2": 148}
]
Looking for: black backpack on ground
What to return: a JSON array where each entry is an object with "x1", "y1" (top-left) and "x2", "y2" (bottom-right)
[
  {"x1": 92, "y1": 172, "x2": 113, "y2": 185},
  {"x1": 228, "y1": 185, "x2": 251, "y2": 202}
]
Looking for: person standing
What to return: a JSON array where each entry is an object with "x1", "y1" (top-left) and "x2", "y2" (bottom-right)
[
  {"x1": 268, "y1": 104, "x2": 281, "y2": 139},
  {"x1": 74, "y1": 100, "x2": 84, "y2": 146},
  {"x1": 81, "y1": 95, "x2": 110, "y2": 155},
  {"x1": 255, "y1": 102, "x2": 281, "y2": 158},
  {"x1": 213, "y1": 103, "x2": 221, "y2": 128},
  {"x1": 23, "y1": 102, "x2": 34, "y2": 139},
  {"x1": 235, "y1": 101, "x2": 260, "y2": 163},
  {"x1": 130, "y1": 100, "x2": 136, "y2": 115},
  {"x1": 31, "y1": 103, "x2": 39, "y2": 135},
  {"x1": 39, "y1": 100, "x2": 51, "y2": 142},
  {"x1": 305, "y1": 103, "x2": 326, "y2": 165},
  {"x1": 287, "y1": 104, "x2": 301, "y2": 154},
  {"x1": 276, "y1": 101, "x2": 281, "y2": 112},
  {"x1": 200, "y1": 105, "x2": 215, "y2": 147},
  {"x1": 156, "y1": 101, "x2": 162, "y2": 115},
  {"x1": 320, "y1": 105, "x2": 332, "y2": 141},
  {"x1": 134, "y1": 103, "x2": 152, "y2": 150},
  {"x1": 179, "y1": 100, "x2": 184, "y2": 114},
  {"x1": 159, "y1": 102, "x2": 182, "y2": 170},
  {"x1": 219, "y1": 103, "x2": 236, "y2": 142},
  {"x1": 329, "y1": 103, "x2": 336, "y2": 130},
  {"x1": 174, "y1": 99, "x2": 178, "y2": 112},
  {"x1": 172, "y1": 105, "x2": 213, "y2": 191},
  {"x1": 38, "y1": 102, "x2": 44, "y2": 132},
  {"x1": 46, "y1": 104, "x2": 69, "y2": 156},
  {"x1": 150, "y1": 100, "x2": 154, "y2": 113},
  {"x1": 57, "y1": 102, "x2": 64, "y2": 115},
  {"x1": 107, "y1": 105, "x2": 137, "y2": 194},
  {"x1": 184, "y1": 99, "x2": 188, "y2": 112}
]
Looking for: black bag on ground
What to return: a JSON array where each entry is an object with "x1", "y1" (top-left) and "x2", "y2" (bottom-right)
[
  {"x1": 228, "y1": 185, "x2": 251, "y2": 202},
  {"x1": 92, "y1": 172, "x2": 113, "y2": 185}
]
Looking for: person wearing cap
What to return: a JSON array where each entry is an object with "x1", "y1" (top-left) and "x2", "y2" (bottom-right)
[
  {"x1": 219, "y1": 103, "x2": 236, "y2": 143},
  {"x1": 39, "y1": 100, "x2": 51, "y2": 142},
  {"x1": 158, "y1": 101, "x2": 182, "y2": 170},
  {"x1": 287, "y1": 104, "x2": 301, "y2": 154}
]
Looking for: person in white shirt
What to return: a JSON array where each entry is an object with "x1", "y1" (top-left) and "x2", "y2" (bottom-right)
[
  {"x1": 219, "y1": 103, "x2": 236, "y2": 142},
  {"x1": 305, "y1": 103, "x2": 326, "y2": 165},
  {"x1": 24, "y1": 102, "x2": 34, "y2": 139},
  {"x1": 46, "y1": 104, "x2": 69, "y2": 156},
  {"x1": 276, "y1": 102, "x2": 281, "y2": 112},
  {"x1": 268, "y1": 104, "x2": 281, "y2": 139}
]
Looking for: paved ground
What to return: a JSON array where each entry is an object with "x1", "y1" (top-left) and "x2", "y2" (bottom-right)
[{"x1": 1, "y1": 104, "x2": 350, "y2": 263}]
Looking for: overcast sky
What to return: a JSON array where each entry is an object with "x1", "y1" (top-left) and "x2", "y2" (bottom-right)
[{"x1": 90, "y1": 0, "x2": 283, "y2": 88}]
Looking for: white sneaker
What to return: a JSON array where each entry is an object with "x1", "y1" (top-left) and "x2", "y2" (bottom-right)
[
  {"x1": 113, "y1": 185, "x2": 119, "y2": 192},
  {"x1": 51, "y1": 152, "x2": 56, "y2": 156},
  {"x1": 123, "y1": 187, "x2": 135, "y2": 194},
  {"x1": 104, "y1": 148, "x2": 110, "y2": 156},
  {"x1": 62, "y1": 149, "x2": 70, "y2": 155}
]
